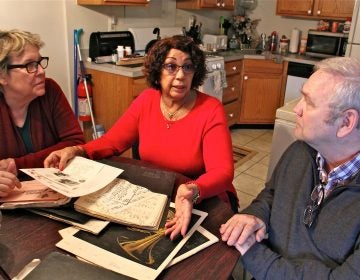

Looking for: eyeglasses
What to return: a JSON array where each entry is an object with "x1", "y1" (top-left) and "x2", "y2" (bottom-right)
[
  {"x1": 162, "y1": 63, "x2": 195, "y2": 75},
  {"x1": 7, "y1": 57, "x2": 49, "y2": 73},
  {"x1": 303, "y1": 184, "x2": 325, "y2": 228}
]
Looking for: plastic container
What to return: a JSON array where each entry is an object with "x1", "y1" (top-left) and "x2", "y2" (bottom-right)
[
  {"x1": 117, "y1": 46, "x2": 124, "y2": 59},
  {"x1": 125, "y1": 46, "x2": 132, "y2": 56}
]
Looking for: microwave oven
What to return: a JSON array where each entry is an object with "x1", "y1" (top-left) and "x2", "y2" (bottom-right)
[{"x1": 306, "y1": 30, "x2": 348, "y2": 58}]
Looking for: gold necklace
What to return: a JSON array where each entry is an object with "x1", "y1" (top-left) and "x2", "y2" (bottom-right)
[{"x1": 161, "y1": 98, "x2": 185, "y2": 120}]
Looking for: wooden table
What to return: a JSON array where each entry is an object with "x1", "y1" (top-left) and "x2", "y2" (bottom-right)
[{"x1": 0, "y1": 157, "x2": 240, "y2": 279}]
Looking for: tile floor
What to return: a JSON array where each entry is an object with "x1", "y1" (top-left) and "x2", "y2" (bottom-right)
[{"x1": 230, "y1": 127, "x2": 274, "y2": 211}]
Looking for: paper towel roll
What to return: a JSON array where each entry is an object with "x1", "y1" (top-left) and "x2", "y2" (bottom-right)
[{"x1": 289, "y1": 28, "x2": 300, "y2": 54}]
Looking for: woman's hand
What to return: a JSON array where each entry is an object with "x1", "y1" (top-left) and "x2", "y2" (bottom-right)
[
  {"x1": 0, "y1": 160, "x2": 21, "y2": 197},
  {"x1": 0, "y1": 158, "x2": 17, "y2": 175},
  {"x1": 44, "y1": 146, "x2": 85, "y2": 170},
  {"x1": 165, "y1": 183, "x2": 196, "y2": 240}
]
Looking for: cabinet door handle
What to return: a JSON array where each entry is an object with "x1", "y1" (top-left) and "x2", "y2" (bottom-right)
[
  {"x1": 244, "y1": 75, "x2": 248, "y2": 80},
  {"x1": 232, "y1": 66, "x2": 237, "y2": 71},
  {"x1": 231, "y1": 87, "x2": 235, "y2": 91},
  {"x1": 229, "y1": 113, "x2": 234, "y2": 118},
  {"x1": 317, "y1": 10, "x2": 321, "y2": 15},
  {"x1": 307, "y1": 9, "x2": 312, "y2": 15}
]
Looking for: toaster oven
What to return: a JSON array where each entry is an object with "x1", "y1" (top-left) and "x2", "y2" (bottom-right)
[{"x1": 89, "y1": 31, "x2": 135, "y2": 61}]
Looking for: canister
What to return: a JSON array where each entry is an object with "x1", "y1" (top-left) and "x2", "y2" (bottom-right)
[{"x1": 279, "y1": 37, "x2": 289, "y2": 55}]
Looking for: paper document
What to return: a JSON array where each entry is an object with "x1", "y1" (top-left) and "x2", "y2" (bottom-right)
[{"x1": 20, "y1": 156, "x2": 123, "y2": 197}]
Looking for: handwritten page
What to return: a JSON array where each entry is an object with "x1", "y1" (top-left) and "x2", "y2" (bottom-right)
[
  {"x1": 20, "y1": 156, "x2": 123, "y2": 197},
  {"x1": 74, "y1": 178, "x2": 168, "y2": 230}
]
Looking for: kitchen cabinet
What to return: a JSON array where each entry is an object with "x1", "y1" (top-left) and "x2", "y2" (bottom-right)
[
  {"x1": 276, "y1": 0, "x2": 354, "y2": 19},
  {"x1": 82, "y1": 68, "x2": 147, "y2": 156},
  {"x1": 77, "y1": 0, "x2": 150, "y2": 5},
  {"x1": 176, "y1": 0, "x2": 234, "y2": 10},
  {"x1": 223, "y1": 60, "x2": 242, "y2": 126},
  {"x1": 238, "y1": 59, "x2": 287, "y2": 124}
]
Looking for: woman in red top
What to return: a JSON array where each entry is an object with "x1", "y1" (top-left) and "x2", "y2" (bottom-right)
[
  {"x1": 44, "y1": 35, "x2": 238, "y2": 239},
  {"x1": 0, "y1": 30, "x2": 84, "y2": 197}
]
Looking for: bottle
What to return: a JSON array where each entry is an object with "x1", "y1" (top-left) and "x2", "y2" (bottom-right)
[
  {"x1": 229, "y1": 35, "x2": 238, "y2": 50},
  {"x1": 111, "y1": 50, "x2": 117, "y2": 63},
  {"x1": 117, "y1": 46, "x2": 124, "y2": 59},
  {"x1": 125, "y1": 46, "x2": 132, "y2": 57},
  {"x1": 299, "y1": 38, "x2": 307, "y2": 55},
  {"x1": 270, "y1": 31, "x2": 278, "y2": 53}
]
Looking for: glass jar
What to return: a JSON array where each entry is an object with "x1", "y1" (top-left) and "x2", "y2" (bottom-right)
[{"x1": 279, "y1": 37, "x2": 289, "y2": 55}]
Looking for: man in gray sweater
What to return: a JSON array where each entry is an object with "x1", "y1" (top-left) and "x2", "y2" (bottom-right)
[{"x1": 220, "y1": 57, "x2": 360, "y2": 279}]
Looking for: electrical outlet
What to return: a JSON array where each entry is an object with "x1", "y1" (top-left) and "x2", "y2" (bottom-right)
[{"x1": 110, "y1": 15, "x2": 117, "y2": 25}]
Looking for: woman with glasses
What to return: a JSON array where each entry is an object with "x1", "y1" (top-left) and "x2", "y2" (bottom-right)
[
  {"x1": 0, "y1": 29, "x2": 84, "y2": 197},
  {"x1": 44, "y1": 35, "x2": 238, "y2": 238}
]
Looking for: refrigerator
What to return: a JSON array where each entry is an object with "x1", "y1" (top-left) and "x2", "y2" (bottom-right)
[{"x1": 346, "y1": 0, "x2": 360, "y2": 58}]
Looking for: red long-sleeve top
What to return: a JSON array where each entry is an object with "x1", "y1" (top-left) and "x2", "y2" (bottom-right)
[
  {"x1": 83, "y1": 89, "x2": 236, "y2": 203},
  {"x1": 0, "y1": 78, "x2": 85, "y2": 169}
]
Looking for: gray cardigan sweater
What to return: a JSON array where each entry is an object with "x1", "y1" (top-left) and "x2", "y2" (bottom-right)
[{"x1": 241, "y1": 141, "x2": 360, "y2": 279}]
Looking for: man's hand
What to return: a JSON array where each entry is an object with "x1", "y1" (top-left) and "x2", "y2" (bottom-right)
[
  {"x1": 44, "y1": 146, "x2": 85, "y2": 170},
  {"x1": 220, "y1": 214, "x2": 266, "y2": 254},
  {"x1": 164, "y1": 183, "x2": 195, "y2": 240}
]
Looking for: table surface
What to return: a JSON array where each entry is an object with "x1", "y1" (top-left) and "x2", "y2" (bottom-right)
[{"x1": 0, "y1": 157, "x2": 239, "y2": 279}]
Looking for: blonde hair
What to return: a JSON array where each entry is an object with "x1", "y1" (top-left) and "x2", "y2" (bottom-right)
[{"x1": 0, "y1": 29, "x2": 44, "y2": 75}]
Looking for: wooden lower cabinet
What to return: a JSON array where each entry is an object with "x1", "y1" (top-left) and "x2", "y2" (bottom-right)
[
  {"x1": 223, "y1": 60, "x2": 242, "y2": 126},
  {"x1": 83, "y1": 68, "x2": 147, "y2": 156},
  {"x1": 238, "y1": 59, "x2": 287, "y2": 124}
]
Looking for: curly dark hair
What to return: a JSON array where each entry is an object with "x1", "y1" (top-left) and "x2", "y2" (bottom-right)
[{"x1": 143, "y1": 35, "x2": 206, "y2": 90}]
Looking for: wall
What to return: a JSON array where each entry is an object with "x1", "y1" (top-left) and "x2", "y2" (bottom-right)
[{"x1": 0, "y1": 0, "x2": 320, "y2": 106}]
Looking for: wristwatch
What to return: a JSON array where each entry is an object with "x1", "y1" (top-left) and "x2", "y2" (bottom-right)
[{"x1": 191, "y1": 186, "x2": 200, "y2": 204}]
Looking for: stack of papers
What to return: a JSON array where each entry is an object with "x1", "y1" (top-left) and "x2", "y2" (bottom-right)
[{"x1": 55, "y1": 203, "x2": 217, "y2": 280}]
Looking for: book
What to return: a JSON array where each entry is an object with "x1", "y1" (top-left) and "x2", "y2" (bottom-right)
[
  {"x1": 56, "y1": 204, "x2": 208, "y2": 280},
  {"x1": 74, "y1": 178, "x2": 168, "y2": 231},
  {"x1": 0, "y1": 180, "x2": 70, "y2": 209}
]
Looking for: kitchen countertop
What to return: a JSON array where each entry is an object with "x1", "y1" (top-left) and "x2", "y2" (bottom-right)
[
  {"x1": 85, "y1": 61, "x2": 144, "y2": 78},
  {"x1": 85, "y1": 51, "x2": 321, "y2": 78}
]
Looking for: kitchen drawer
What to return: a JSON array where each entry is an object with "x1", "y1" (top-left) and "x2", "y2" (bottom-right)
[
  {"x1": 225, "y1": 60, "x2": 242, "y2": 75},
  {"x1": 222, "y1": 74, "x2": 240, "y2": 104},
  {"x1": 224, "y1": 100, "x2": 240, "y2": 127},
  {"x1": 132, "y1": 77, "x2": 147, "y2": 98},
  {"x1": 243, "y1": 59, "x2": 284, "y2": 74}
]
